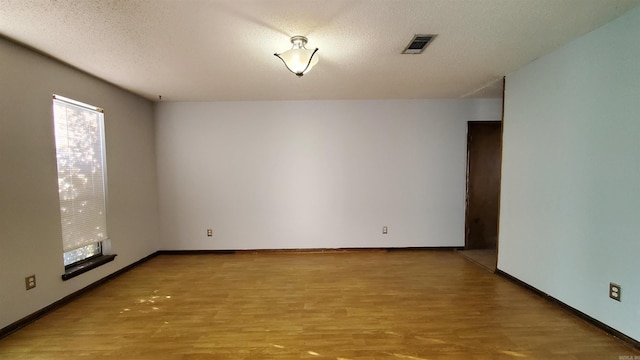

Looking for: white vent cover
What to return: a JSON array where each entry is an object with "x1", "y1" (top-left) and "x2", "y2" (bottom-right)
[{"x1": 402, "y1": 34, "x2": 437, "y2": 54}]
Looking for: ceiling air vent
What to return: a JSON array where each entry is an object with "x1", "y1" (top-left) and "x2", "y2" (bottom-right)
[{"x1": 402, "y1": 34, "x2": 437, "y2": 54}]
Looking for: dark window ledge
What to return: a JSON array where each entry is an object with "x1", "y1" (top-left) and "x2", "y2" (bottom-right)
[{"x1": 61, "y1": 254, "x2": 117, "y2": 281}]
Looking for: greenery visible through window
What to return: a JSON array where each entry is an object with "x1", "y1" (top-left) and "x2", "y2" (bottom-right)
[{"x1": 52, "y1": 95, "x2": 108, "y2": 267}]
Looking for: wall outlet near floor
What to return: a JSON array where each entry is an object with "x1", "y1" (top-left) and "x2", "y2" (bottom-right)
[
  {"x1": 609, "y1": 282, "x2": 621, "y2": 302},
  {"x1": 207, "y1": 229, "x2": 213, "y2": 237},
  {"x1": 382, "y1": 226, "x2": 388, "y2": 234},
  {"x1": 25, "y1": 275, "x2": 36, "y2": 290}
]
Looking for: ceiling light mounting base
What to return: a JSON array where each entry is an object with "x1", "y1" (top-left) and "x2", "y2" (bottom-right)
[{"x1": 290, "y1": 35, "x2": 308, "y2": 46}]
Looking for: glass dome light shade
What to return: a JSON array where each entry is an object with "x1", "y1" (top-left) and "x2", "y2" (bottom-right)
[{"x1": 274, "y1": 36, "x2": 319, "y2": 77}]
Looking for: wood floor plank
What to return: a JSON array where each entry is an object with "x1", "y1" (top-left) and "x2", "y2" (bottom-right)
[{"x1": 0, "y1": 250, "x2": 637, "y2": 359}]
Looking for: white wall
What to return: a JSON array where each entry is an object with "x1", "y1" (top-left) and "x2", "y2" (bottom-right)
[
  {"x1": 155, "y1": 99, "x2": 501, "y2": 250},
  {"x1": 499, "y1": 7, "x2": 640, "y2": 341},
  {"x1": 0, "y1": 38, "x2": 160, "y2": 329}
]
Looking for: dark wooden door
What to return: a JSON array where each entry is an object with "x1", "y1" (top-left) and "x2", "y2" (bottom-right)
[{"x1": 465, "y1": 121, "x2": 502, "y2": 249}]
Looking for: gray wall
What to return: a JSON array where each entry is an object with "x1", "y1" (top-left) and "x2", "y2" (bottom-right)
[
  {"x1": 155, "y1": 99, "x2": 501, "y2": 250},
  {"x1": 499, "y1": 6, "x2": 640, "y2": 342},
  {"x1": 0, "y1": 37, "x2": 160, "y2": 329}
]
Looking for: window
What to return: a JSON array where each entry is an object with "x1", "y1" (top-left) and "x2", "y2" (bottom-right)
[{"x1": 52, "y1": 95, "x2": 109, "y2": 270}]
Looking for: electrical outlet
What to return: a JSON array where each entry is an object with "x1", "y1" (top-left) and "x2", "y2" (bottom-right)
[
  {"x1": 25, "y1": 275, "x2": 36, "y2": 290},
  {"x1": 382, "y1": 226, "x2": 388, "y2": 234},
  {"x1": 207, "y1": 229, "x2": 213, "y2": 237},
  {"x1": 609, "y1": 282, "x2": 621, "y2": 302}
]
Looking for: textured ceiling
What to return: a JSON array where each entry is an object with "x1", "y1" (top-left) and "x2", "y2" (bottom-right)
[{"x1": 1, "y1": 0, "x2": 639, "y2": 101}]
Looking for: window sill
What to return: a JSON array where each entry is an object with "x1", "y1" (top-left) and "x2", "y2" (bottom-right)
[{"x1": 61, "y1": 254, "x2": 117, "y2": 281}]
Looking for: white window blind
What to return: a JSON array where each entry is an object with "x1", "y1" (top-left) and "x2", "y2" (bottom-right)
[{"x1": 53, "y1": 95, "x2": 108, "y2": 255}]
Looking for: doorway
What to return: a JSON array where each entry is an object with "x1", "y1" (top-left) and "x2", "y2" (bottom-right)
[{"x1": 463, "y1": 121, "x2": 502, "y2": 270}]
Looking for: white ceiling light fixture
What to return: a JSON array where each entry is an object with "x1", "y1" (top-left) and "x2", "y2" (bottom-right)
[{"x1": 274, "y1": 36, "x2": 319, "y2": 77}]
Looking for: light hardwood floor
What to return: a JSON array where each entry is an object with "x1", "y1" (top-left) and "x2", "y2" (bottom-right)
[
  {"x1": 459, "y1": 249, "x2": 497, "y2": 272},
  {"x1": 1, "y1": 250, "x2": 637, "y2": 359}
]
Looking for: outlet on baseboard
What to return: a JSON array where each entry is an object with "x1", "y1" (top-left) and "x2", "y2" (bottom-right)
[
  {"x1": 25, "y1": 275, "x2": 36, "y2": 290},
  {"x1": 609, "y1": 282, "x2": 621, "y2": 302}
]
